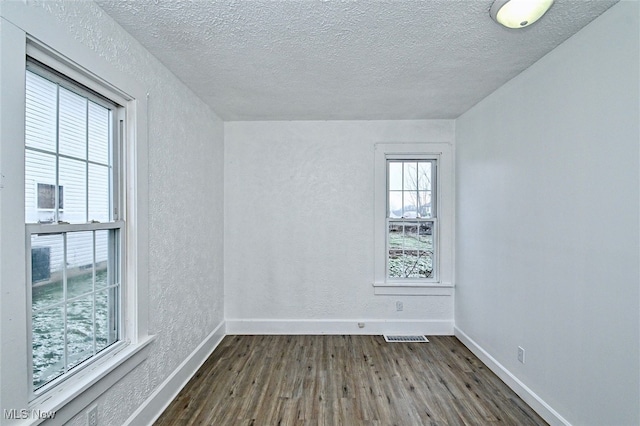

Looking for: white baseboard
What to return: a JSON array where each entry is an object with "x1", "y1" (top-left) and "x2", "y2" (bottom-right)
[
  {"x1": 124, "y1": 321, "x2": 226, "y2": 426},
  {"x1": 226, "y1": 319, "x2": 453, "y2": 335},
  {"x1": 454, "y1": 326, "x2": 571, "y2": 426}
]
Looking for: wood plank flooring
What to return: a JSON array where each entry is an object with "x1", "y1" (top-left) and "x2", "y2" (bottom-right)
[{"x1": 154, "y1": 335, "x2": 547, "y2": 426}]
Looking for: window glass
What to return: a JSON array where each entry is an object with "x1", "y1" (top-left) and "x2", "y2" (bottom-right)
[
  {"x1": 58, "y1": 87, "x2": 87, "y2": 159},
  {"x1": 25, "y1": 71, "x2": 57, "y2": 152},
  {"x1": 25, "y1": 150, "x2": 56, "y2": 223},
  {"x1": 58, "y1": 157, "x2": 87, "y2": 223},
  {"x1": 25, "y1": 71, "x2": 113, "y2": 225},
  {"x1": 25, "y1": 67, "x2": 121, "y2": 392},
  {"x1": 387, "y1": 221, "x2": 434, "y2": 279},
  {"x1": 88, "y1": 101, "x2": 110, "y2": 164},
  {"x1": 89, "y1": 164, "x2": 110, "y2": 222},
  {"x1": 387, "y1": 159, "x2": 436, "y2": 280}
]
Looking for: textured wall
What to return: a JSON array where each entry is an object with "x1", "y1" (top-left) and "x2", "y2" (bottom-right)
[
  {"x1": 455, "y1": 2, "x2": 639, "y2": 425},
  {"x1": 22, "y1": 1, "x2": 225, "y2": 425},
  {"x1": 224, "y1": 120, "x2": 454, "y2": 326}
]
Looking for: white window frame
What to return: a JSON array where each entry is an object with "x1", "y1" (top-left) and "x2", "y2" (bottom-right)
[
  {"x1": 25, "y1": 59, "x2": 126, "y2": 399},
  {"x1": 374, "y1": 143, "x2": 454, "y2": 296},
  {"x1": 0, "y1": 18, "x2": 153, "y2": 425}
]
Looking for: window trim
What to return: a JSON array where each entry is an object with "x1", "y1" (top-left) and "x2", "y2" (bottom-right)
[
  {"x1": 25, "y1": 56, "x2": 126, "y2": 399},
  {"x1": 0, "y1": 18, "x2": 152, "y2": 424},
  {"x1": 374, "y1": 143, "x2": 454, "y2": 295}
]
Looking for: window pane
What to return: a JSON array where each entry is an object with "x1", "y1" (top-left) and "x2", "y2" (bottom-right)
[
  {"x1": 417, "y1": 191, "x2": 432, "y2": 218},
  {"x1": 31, "y1": 233, "x2": 64, "y2": 307},
  {"x1": 95, "y1": 231, "x2": 109, "y2": 289},
  {"x1": 89, "y1": 164, "x2": 110, "y2": 222},
  {"x1": 388, "y1": 191, "x2": 403, "y2": 218},
  {"x1": 403, "y1": 162, "x2": 418, "y2": 191},
  {"x1": 416, "y1": 222, "x2": 434, "y2": 249},
  {"x1": 66, "y1": 231, "x2": 94, "y2": 299},
  {"x1": 388, "y1": 221, "x2": 433, "y2": 279},
  {"x1": 66, "y1": 294, "x2": 94, "y2": 370},
  {"x1": 30, "y1": 229, "x2": 119, "y2": 389},
  {"x1": 418, "y1": 162, "x2": 432, "y2": 191},
  {"x1": 388, "y1": 162, "x2": 403, "y2": 190},
  {"x1": 59, "y1": 157, "x2": 87, "y2": 223},
  {"x1": 32, "y1": 306, "x2": 65, "y2": 389},
  {"x1": 58, "y1": 87, "x2": 87, "y2": 159},
  {"x1": 388, "y1": 222, "x2": 404, "y2": 250},
  {"x1": 25, "y1": 71, "x2": 57, "y2": 152},
  {"x1": 402, "y1": 191, "x2": 419, "y2": 217},
  {"x1": 25, "y1": 150, "x2": 57, "y2": 223},
  {"x1": 88, "y1": 101, "x2": 110, "y2": 165},
  {"x1": 406, "y1": 207, "x2": 417, "y2": 219}
]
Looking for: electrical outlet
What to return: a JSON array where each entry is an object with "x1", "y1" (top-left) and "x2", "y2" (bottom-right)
[
  {"x1": 87, "y1": 405, "x2": 98, "y2": 426},
  {"x1": 517, "y1": 346, "x2": 525, "y2": 364},
  {"x1": 396, "y1": 301, "x2": 403, "y2": 311}
]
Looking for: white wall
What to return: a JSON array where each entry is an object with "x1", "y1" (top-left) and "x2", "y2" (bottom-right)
[
  {"x1": 0, "y1": 1, "x2": 225, "y2": 425},
  {"x1": 455, "y1": 2, "x2": 639, "y2": 425},
  {"x1": 224, "y1": 120, "x2": 454, "y2": 334}
]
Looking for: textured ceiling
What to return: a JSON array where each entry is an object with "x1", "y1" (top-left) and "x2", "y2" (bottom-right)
[{"x1": 95, "y1": 0, "x2": 618, "y2": 121}]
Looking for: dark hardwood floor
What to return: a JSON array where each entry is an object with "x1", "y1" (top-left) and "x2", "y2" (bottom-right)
[{"x1": 154, "y1": 335, "x2": 547, "y2": 425}]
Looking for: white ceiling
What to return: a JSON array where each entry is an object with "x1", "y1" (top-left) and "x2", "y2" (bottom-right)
[{"x1": 95, "y1": 0, "x2": 618, "y2": 121}]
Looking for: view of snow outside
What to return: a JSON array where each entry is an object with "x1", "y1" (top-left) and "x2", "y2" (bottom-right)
[
  {"x1": 30, "y1": 232, "x2": 117, "y2": 390},
  {"x1": 32, "y1": 268, "x2": 116, "y2": 389},
  {"x1": 387, "y1": 160, "x2": 435, "y2": 279},
  {"x1": 388, "y1": 222, "x2": 433, "y2": 278}
]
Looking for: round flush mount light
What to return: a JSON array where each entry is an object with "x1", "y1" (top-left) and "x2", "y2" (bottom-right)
[{"x1": 490, "y1": 0, "x2": 554, "y2": 28}]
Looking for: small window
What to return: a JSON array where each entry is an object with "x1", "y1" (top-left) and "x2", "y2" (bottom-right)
[
  {"x1": 37, "y1": 183, "x2": 63, "y2": 210},
  {"x1": 374, "y1": 143, "x2": 453, "y2": 294},
  {"x1": 387, "y1": 160, "x2": 436, "y2": 279}
]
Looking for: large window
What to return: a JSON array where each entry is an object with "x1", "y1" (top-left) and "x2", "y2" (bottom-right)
[
  {"x1": 25, "y1": 63, "x2": 123, "y2": 395},
  {"x1": 1, "y1": 20, "x2": 151, "y2": 421},
  {"x1": 374, "y1": 143, "x2": 453, "y2": 295}
]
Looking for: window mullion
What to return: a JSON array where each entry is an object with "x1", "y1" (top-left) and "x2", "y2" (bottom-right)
[
  {"x1": 92, "y1": 231, "x2": 97, "y2": 357},
  {"x1": 415, "y1": 163, "x2": 419, "y2": 219},
  {"x1": 401, "y1": 162, "x2": 405, "y2": 218},
  {"x1": 85, "y1": 98, "x2": 89, "y2": 223},
  {"x1": 62, "y1": 232, "x2": 68, "y2": 373},
  {"x1": 400, "y1": 221, "x2": 407, "y2": 278},
  {"x1": 55, "y1": 84, "x2": 60, "y2": 223}
]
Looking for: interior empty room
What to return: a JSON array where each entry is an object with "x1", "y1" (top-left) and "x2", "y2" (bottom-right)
[{"x1": 0, "y1": 1, "x2": 638, "y2": 425}]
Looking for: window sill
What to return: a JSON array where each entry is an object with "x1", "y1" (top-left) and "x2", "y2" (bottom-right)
[
  {"x1": 373, "y1": 282, "x2": 454, "y2": 296},
  {"x1": 28, "y1": 335, "x2": 155, "y2": 426}
]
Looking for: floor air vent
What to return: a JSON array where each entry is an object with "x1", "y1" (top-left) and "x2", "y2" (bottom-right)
[{"x1": 383, "y1": 335, "x2": 429, "y2": 343}]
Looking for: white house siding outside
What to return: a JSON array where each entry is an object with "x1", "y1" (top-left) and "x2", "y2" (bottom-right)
[
  {"x1": 30, "y1": 233, "x2": 109, "y2": 285},
  {"x1": 25, "y1": 69, "x2": 111, "y2": 284}
]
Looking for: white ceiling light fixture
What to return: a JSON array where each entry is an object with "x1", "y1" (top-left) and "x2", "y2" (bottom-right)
[{"x1": 490, "y1": 0, "x2": 554, "y2": 28}]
